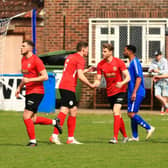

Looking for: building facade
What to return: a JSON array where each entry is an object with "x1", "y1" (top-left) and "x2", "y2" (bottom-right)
[{"x1": 1, "y1": 0, "x2": 168, "y2": 108}]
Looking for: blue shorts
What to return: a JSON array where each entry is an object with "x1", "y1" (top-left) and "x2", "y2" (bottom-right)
[{"x1": 127, "y1": 95, "x2": 144, "y2": 113}]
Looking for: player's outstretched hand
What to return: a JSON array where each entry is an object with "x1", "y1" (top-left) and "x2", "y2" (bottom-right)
[
  {"x1": 15, "y1": 88, "x2": 20, "y2": 98},
  {"x1": 153, "y1": 76, "x2": 160, "y2": 82},
  {"x1": 89, "y1": 83, "x2": 97, "y2": 89},
  {"x1": 23, "y1": 77, "x2": 30, "y2": 83},
  {"x1": 85, "y1": 66, "x2": 97, "y2": 73},
  {"x1": 131, "y1": 92, "x2": 136, "y2": 101}
]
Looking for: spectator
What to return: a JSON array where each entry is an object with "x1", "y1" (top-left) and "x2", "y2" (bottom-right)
[{"x1": 148, "y1": 50, "x2": 168, "y2": 115}]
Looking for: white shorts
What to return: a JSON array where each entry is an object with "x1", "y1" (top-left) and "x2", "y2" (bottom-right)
[{"x1": 155, "y1": 81, "x2": 168, "y2": 97}]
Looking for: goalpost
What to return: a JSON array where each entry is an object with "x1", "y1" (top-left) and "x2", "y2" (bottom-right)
[
  {"x1": 0, "y1": 12, "x2": 29, "y2": 110},
  {"x1": 0, "y1": 12, "x2": 27, "y2": 74},
  {"x1": 0, "y1": 18, "x2": 10, "y2": 75}
]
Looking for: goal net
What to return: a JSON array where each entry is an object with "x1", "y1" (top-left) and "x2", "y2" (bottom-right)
[
  {"x1": 0, "y1": 18, "x2": 11, "y2": 74},
  {"x1": 0, "y1": 13, "x2": 27, "y2": 111}
]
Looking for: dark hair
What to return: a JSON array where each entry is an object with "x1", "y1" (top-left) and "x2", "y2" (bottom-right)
[
  {"x1": 23, "y1": 40, "x2": 35, "y2": 49},
  {"x1": 126, "y1": 45, "x2": 136, "y2": 53},
  {"x1": 102, "y1": 43, "x2": 114, "y2": 51},
  {"x1": 76, "y1": 41, "x2": 88, "y2": 51},
  {"x1": 154, "y1": 50, "x2": 162, "y2": 56}
]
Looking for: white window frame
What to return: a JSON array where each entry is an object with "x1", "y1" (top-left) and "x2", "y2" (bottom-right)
[
  {"x1": 88, "y1": 18, "x2": 168, "y2": 66},
  {"x1": 146, "y1": 24, "x2": 165, "y2": 64},
  {"x1": 95, "y1": 24, "x2": 119, "y2": 63}
]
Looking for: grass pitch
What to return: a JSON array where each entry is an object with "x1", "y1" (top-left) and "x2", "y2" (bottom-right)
[{"x1": 0, "y1": 110, "x2": 168, "y2": 168}]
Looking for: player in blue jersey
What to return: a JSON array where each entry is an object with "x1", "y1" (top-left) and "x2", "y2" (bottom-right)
[{"x1": 123, "y1": 45, "x2": 155, "y2": 141}]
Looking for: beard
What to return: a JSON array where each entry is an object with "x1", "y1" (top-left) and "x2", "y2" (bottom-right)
[
  {"x1": 21, "y1": 51, "x2": 28, "y2": 56},
  {"x1": 123, "y1": 54, "x2": 128, "y2": 58}
]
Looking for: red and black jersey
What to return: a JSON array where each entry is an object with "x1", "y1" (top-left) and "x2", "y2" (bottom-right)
[
  {"x1": 59, "y1": 53, "x2": 85, "y2": 92},
  {"x1": 21, "y1": 54, "x2": 45, "y2": 95},
  {"x1": 97, "y1": 57, "x2": 127, "y2": 96}
]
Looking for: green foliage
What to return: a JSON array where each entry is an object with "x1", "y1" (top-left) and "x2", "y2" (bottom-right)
[{"x1": 0, "y1": 111, "x2": 168, "y2": 168}]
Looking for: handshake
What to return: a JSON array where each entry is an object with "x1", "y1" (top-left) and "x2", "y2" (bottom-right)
[
  {"x1": 85, "y1": 66, "x2": 124, "y2": 89},
  {"x1": 84, "y1": 66, "x2": 99, "y2": 89}
]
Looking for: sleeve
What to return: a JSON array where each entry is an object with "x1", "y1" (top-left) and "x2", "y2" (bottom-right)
[
  {"x1": 77, "y1": 57, "x2": 85, "y2": 70},
  {"x1": 35, "y1": 57, "x2": 46, "y2": 72},
  {"x1": 133, "y1": 59, "x2": 143, "y2": 78},
  {"x1": 159, "y1": 59, "x2": 168, "y2": 74},
  {"x1": 148, "y1": 60, "x2": 157, "y2": 72},
  {"x1": 118, "y1": 59, "x2": 127, "y2": 71}
]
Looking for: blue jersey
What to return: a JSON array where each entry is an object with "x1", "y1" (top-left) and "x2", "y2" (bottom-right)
[{"x1": 128, "y1": 57, "x2": 145, "y2": 98}]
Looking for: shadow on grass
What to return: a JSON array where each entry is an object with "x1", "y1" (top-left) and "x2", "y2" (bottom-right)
[
  {"x1": 0, "y1": 143, "x2": 25, "y2": 146},
  {"x1": 38, "y1": 139, "x2": 105, "y2": 144},
  {"x1": 37, "y1": 140, "x2": 52, "y2": 144},
  {"x1": 149, "y1": 139, "x2": 168, "y2": 143},
  {"x1": 0, "y1": 141, "x2": 56, "y2": 146}
]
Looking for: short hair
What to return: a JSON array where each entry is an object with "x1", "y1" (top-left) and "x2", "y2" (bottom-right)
[
  {"x1": 126, "y1": 45, "x2": 136, "y2": 53},
  {"x1": 76, "y1": 41, "x2": 88, "y2": 51},
  {"x1": 23, "y1": 40, "x2": 35, "y2": 49},
  {"x1": 102, "y1": 43, "x2": 114, "y2": 51},
  {"x1": 154, "y1": 50, "x2": 162, "y2": 56}
]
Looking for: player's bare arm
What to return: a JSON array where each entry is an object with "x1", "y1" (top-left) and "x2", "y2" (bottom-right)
[
  {"x1": 23, "y1": 69, "x2": 48, "y2": 83},
  {"x1": 116, "y1": 69, "x2": 130, "y2": 88},
  {"x1": 15, "y1": 79, "x2": 24, "y2": 98},
  {"x1": 83, "y1": 66, "x2": 97, "y2": 73},
  {"x1": 93, "y1": 74, "x2": 101, "y2": 88},
  {"x1": 153, "y1": 74, "x2": 168, "y2": 81},
  {"x1": 78, "y1": 69, "x2": 94, "y2": 88},
  {"x1": 153, "y1": 68, "x2": 160, "y2": 73}
]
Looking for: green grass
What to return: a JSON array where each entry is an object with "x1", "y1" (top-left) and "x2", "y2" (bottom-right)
[{"x1": 0, "y1": 111, "x2": 168, "y2": 168}]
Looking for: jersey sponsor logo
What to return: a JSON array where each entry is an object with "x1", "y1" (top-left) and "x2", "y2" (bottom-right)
[
  {"x1": 22, "y1": 69, "x2": 29, "y2": 74},
  {"x1": 116, "y1": 97, "x2": 124, "y2": 103},
  {"x1": 106, "y1": 72, "x2": 116, "y2": 78},
  {"x1": 27, "y1": 63, "x2": 31, "y2": 68},
  {"x1": 27, "y1": 100, "x2": 34, "y2": 105},
  {"x1": 113, "y1": 66, "x2": 117, "y2": 71},
  {"x1": 69, "y1": 100, "x2": 74, "y2": 106}
]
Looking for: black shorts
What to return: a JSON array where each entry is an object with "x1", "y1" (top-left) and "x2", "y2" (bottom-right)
[
  {"x1": 25, "y1": 94, "x2": 44, "y2": 113},
  {"x1": 108, "y1": 92, "x2": 126, "y2": 109},
  {"x1": 59, "y1": 89, "x2": 77, "y2": 108}
]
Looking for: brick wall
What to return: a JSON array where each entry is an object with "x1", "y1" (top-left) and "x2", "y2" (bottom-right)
[
  {"x1": 44, "y1": 0, "x2": 168, "y2": 52},
  {"x1": 9, "y1": 19, "x2": 45, "y2": 54},
  {"x1": 1, "y1": 0, "x2": 168, "y2": 108},
  {"x1": 44, "y1": 0, "x2": 168, "y2": 108},
  {"x1": 0, "y1": 0, "x2": 45, "y2": 54},
  {"x1": 79, "y1": 72, "x2": 95, "y2": 108}
]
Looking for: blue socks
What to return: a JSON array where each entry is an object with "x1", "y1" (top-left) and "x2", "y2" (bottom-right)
[
  {"x1": 131, "y1": 118, "x2": 138, "y2": 138},
  {"x1": 132, "y1": 114, "x2": 151, "y2": 130}
]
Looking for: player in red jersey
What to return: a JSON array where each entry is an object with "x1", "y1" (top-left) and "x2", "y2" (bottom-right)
[
  {"x1": 49, "y1": 41, "x2": 94, "y2": 144},
  {"x1": 94, "y1": 43, "x2": 130, "y2": 144},
  {"x1": 15, "y1": 40, "x2": 62, "y2": 147}
]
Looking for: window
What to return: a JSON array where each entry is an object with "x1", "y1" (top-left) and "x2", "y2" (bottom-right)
[
  {"x1": 100, "y1": 27, "x2": 115, "y2": 34},
  {"x1": 89, "y1": 18, "x2": 167, "y2": 66},
  {"x1": 149, "y1": 41, "x2": 160, "y2": 59},
  {"x1": 149, "y1": 28, "x2": 160, "y2": 34}
]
